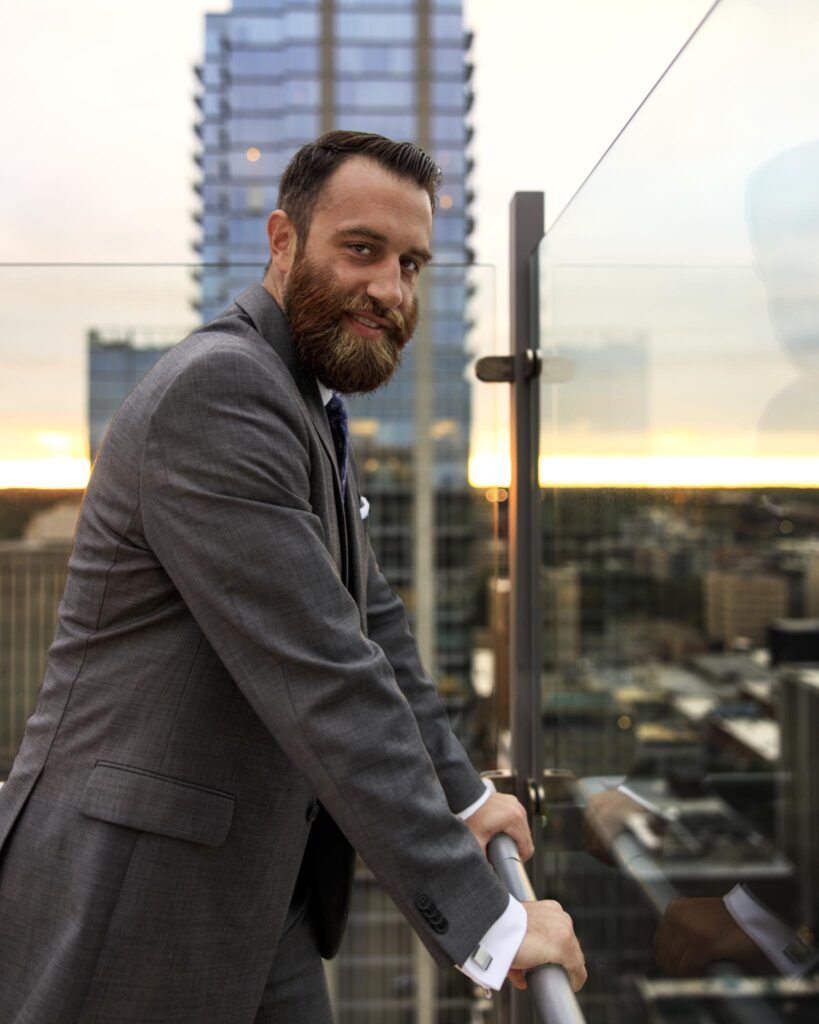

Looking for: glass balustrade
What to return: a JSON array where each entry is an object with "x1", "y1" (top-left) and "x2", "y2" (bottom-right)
[{"x1": 536, "y1": 2, "x2": 819, "y2": 1021}]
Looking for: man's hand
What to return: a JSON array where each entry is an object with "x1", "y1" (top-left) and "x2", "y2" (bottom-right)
[
  {"x1": 465, "y1": 792, "x2": 534, "y2": 862},
  {"x1": 581, "y1": 790, "x2": 659, "y2": 864},
  {"x1": 508, "y1": 900, "x2": 587, "y2": 993},
  {"x1": 583, "y1": 790, "x2": 648, "y2": 865},
  {"x1": 654, "y1": 897, "x2": 769, "y2": 977}
]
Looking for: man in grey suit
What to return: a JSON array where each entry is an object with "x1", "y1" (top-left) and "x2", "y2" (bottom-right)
[{"x1": 0, "y1": 131, "x2": 585, "y2": 1022}]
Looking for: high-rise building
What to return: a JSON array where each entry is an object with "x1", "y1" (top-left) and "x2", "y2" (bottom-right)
[
  {"x1": 777, "y1": 667, "x2": 819, "y2": 938},
  {"x1": 193, "y1": 3, "x2": 480, "y2": 1019},
  {"x1": 193, "y1": 0, "x2": 477, "y2": 699},
  {"x1": 88, "y1": 329, "x2": 184, "y2": 461},
  {"x1": 705, "y1": 568, "x2": 789, "y2": 646},
  {"x1": 194, "y1": 0, "x2": 471, "y2": 319}
]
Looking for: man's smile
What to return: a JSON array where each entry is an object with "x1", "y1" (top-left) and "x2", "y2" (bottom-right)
[{"x1": 344, "y1": 311, "x2": 387, "y2": 337}]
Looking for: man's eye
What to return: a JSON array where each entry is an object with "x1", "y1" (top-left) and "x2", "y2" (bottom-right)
[
  {"x1": 401, "y1": 258, "x2": 420, "y2": 273},
  {"x1": 349, "y1": 243, "x2": 371, "y2": 255}
]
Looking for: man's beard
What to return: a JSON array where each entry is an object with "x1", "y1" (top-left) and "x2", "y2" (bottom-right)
[{"x1": 284, "y1": 252, "x2": 418, "y2": 395}]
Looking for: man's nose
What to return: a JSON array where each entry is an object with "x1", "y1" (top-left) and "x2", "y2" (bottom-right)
[{"x1": 366, "y1": 262, "x2": 403, "y2": 310}]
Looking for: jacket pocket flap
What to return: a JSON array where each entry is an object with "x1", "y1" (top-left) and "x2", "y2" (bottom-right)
[{"x1": 80, "y1": 761, "x2": 234, "y2": 847}]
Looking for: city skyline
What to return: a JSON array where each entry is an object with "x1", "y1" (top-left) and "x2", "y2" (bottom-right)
[{"x1": 0, "y1": 0, "x2": 717, "y2": 486}]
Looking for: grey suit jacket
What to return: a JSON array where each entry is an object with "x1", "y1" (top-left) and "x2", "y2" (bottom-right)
[{"x1": 0, "y1": 284, "x2": 509, "y2": 1023}]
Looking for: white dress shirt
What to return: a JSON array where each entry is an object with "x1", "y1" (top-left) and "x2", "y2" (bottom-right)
[{"x1": 456, "y1": 778, "x2": 527, "y2": 991}]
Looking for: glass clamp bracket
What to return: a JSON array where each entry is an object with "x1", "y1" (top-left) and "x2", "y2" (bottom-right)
[
  {"x1": 482, "y1": 768, "x2": 578, "y2": 823},
  {"x1": 474, "y1": 350, "x2": 543, "y2": 383}
]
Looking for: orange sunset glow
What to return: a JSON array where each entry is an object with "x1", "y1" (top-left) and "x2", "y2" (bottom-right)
[
  {"x1": 0, "y1": 459, "x2": 90, "y2": 490},
  {"x1": 467, "y1": 452, "x2": 819, "y2": 490},
  {"x1": 0, "y1": 431, "x2": 90, "y2": 489}
]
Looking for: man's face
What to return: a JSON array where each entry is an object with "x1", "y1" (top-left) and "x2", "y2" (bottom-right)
[{"x1": 283, "y1": 157, "x2": 433, "y2": 394}]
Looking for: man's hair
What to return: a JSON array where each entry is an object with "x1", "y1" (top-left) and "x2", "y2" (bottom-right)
[{"x1": 277, "y1": 130, "x2": 442, "y2": 243}]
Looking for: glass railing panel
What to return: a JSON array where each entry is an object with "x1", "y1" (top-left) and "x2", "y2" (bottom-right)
[
  {"x1": 537, "y1": 1, "x2": 819, "y2": 1021},
  {"x1": 1, "y1": 264, "x2": 200, "y2": 767},
  {"x1": 0, "y1": 260, "x2": 502, "y2": 1022}
]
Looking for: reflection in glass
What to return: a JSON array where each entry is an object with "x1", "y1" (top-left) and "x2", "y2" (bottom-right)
[{"x1": 536, "y1": 1, "x2": 819, "y2": 1020}]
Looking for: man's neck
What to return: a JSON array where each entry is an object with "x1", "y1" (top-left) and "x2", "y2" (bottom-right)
[{"x1": 261, "y1": 275, "x2": 285, "y2": 309}]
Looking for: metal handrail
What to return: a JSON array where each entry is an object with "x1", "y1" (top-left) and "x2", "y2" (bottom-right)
[{"x1": 488, "y1": 833, "x2": 586, "y2": 1024}]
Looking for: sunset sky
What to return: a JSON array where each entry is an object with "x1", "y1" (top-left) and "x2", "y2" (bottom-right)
[{"x1": 3, "y1": 0, "x2": 817, "y2": 489}]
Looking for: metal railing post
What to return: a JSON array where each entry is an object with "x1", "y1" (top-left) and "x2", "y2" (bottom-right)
[{"x1": 509, "y1": 191, "x2": 545, "y2": 1024}]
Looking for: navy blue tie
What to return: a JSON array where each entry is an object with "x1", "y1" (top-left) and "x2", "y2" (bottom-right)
[{"x1": 326, "y1": 394, "x2": 349, "y2": 496}]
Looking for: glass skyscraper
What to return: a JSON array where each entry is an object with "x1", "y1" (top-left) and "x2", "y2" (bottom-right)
[
  {"x1": 194, "y1": 2, "x2": 482, "y2": 1019},
  {"x1": 195, "y1": 0, "x2": 470, "y2": 321},
  {"x1": 87, "y1": 329, "x2": 181, "y2": 462},
  {"x1": 194, "y1": 0, "x2": 478, "y2": 721}
]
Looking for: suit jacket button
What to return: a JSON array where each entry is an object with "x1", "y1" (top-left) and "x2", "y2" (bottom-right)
[
  {"x1": 434, "y1": 919, "x2": 449, "y2": 934},
  {"x1": 306, "y1": 801, "x2": 321, "y2": 823},
  {"x1": 415, "y1": 893, "x2": 431, "y2": 911}
]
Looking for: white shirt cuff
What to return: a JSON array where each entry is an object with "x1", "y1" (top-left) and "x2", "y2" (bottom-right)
[
  {"x1": 457, "y1": 894, "x2": 528, "y2": 992},
  {"x1": 724, "y1": 884, "x2": 819, "y2": 977},
  {"x1": 458, "y1": 777, "x2": 495, "y2": 820}
]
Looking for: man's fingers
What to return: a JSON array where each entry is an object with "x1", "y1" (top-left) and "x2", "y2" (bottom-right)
[
  {"x1": 497, "y1": 797, "x2": 534, "y2": 861},
  {"x1": 465, "y1": 792, "x2": 535, "y2": 862},
  {"x1": 504, "y1": 816, "x2": 535, "y2": 862},
  {"x1": 554, "y1": 915, "x2": 587, "y2": 993},
  {"x1": 513, "y1": 900, "x2": 588, "y2": 993},
  {"x1": 509, "y1": 958, "x2": 586, "y2": 994},
  {"x1": 566, "y1": 955, "x2": 588, "y2": 993}
]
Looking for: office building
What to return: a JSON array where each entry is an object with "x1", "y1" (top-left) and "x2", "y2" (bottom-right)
[
  {"x1": 194, "y1": 0, "x2": 471, "y2": 317},
  {"x1": 704, "y1": 568, "x2": 789, "y2": 647},
  {"x1": 193, "y1": 0, "x2": 477, "y2": 700},
  {"x1": 778, "y1": 668, "x2": 819, "y2": 933},
  {"x1": 88, "y1": 329, "x2": 183, "y2": 461}
]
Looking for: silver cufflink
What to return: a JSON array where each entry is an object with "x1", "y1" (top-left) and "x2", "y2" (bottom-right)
[{"x1": 472, "y1": 945, "x2": 493, "y2": 971}]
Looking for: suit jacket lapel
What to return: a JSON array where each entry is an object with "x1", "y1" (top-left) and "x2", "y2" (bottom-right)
[
  {"x1": 234, "y1": 284, "x2": 350, "y2": 587},
  {"x1": 343, "y1": 450, "x2": 368, "y2": 623}
]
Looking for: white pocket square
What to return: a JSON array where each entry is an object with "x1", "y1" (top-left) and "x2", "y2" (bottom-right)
[{"x1": 360, "y1": 496, "x2": 370, "y2": 521}]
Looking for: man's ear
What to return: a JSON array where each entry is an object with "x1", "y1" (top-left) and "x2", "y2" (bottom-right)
[{"x1": 266, "y1": 209, "x2": 298, "y2": 275}]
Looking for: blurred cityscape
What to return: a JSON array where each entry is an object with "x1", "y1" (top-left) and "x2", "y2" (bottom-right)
[
  {"x1": 4, "y1": 483, "x2": 819, "y2": 1019},
  {"x1": 536, "y1": 487, "x2": 819, "y2": 1022}
]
